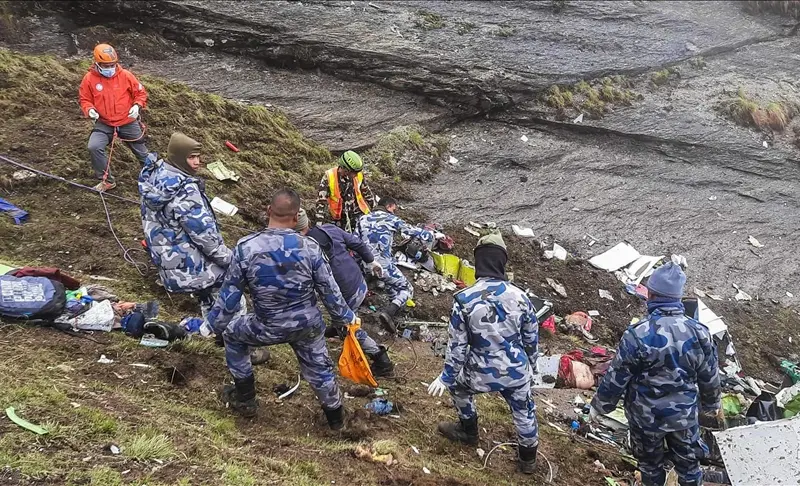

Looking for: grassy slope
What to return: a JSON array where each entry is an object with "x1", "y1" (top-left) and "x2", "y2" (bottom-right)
[{"x1": 0, "y1": 49, "x2": 630, "y2": 486}]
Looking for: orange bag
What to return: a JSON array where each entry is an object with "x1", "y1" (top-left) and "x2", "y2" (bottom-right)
[{"x1": 338, "y1": 319, "x2": 378, "y2": 387}]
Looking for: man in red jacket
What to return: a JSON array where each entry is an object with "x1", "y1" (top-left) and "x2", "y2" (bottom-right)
[{"x1": 78, "y1": 43, "x2": 149, "y2": 192}]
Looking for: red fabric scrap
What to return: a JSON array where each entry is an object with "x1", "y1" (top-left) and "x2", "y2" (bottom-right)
[{"x1": 11, "y1": 266, "x2": 80, "y2": 290}]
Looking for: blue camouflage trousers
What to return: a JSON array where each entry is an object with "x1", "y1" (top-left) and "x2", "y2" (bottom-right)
[
  {"x1": 342, "y1": 279, "x2": 380, "y2": 355},
  {"x1": 630, "y1": 423, "x2": 707, "y2": 486},
  {"x1": 223, "y1": 314, "x2": 342, "y2": 410},
  {"x1": 449, "y1": 380, "x2": 539, "y2": 447},
  {"x1": 375, "y1": 255, "x2": 412, "y2": 308}
]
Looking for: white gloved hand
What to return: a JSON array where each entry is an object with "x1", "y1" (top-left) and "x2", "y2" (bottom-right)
[
  {"x1": 199, "y1": 321, "x2": 214, "y2": 338},
  {"x1": 370, "y1": 261, "x2": 383, "y2": 278},
  {"x1": 88, "y1": 108, "x2": 100, "y2": 121},
  {"x1": 427, "y1": 374, "x2": 447, "y2": 397},
  {"x1": 128, "y1": 104, "x2": 140, "y2": 119}
]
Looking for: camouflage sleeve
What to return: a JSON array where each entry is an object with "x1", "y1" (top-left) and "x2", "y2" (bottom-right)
[
  {"x1": 591, "y1": 329, "x2": 640, "y2": 414},
  {"x1": 441, "y1": 299, "x2": 470, "y2": 386},
  {"x1": 177, "y1": 183, "x2": 232, "y2": 268},
  {"x1": 311, "y1": 249, "x2": 355, "y2": 324},
  {"x1": 360, "y1": 177, "x2": 376, "y2": 208},
  {"x1": 697, "y1": 331, "x2": 721, "y2": 412},
  {"x1": 391, "y1": 214, "x2": 432, "y2": 243},
  {"x1": 520, "y1": 297, "x2": 539, "y2": 371},
  {"x1": 206, "y1": 248, "x2": 245, "y2": 334},
  {"x1": 315, "y1": 174, "x2": 330, "y2": 223}
]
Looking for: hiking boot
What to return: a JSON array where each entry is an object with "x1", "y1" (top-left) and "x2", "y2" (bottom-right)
[
  {"x1": 437, "y1": 415, "x2": 478, "y2": 445},
  {"x1": 93, "y1": 180, "x2": 117, "y2": 192},
  {"x1": 221, "y1": 374, "x2": 258, "y2": 418},
  {"x1": 323, "y1": 405, "x2": 345, "y2": 430},
  {"x1": 518, "y1": 444, "x2": 537, "y2": 474},
  {"x1": 369, "y1": 346, "x2": 395, "y2": 377},
  {"x1": 377, "y1": 303, "x2": 400, "y2": 334},
  {"x1": 250, "y1": 348, "x2": 271, "y2": 366}
]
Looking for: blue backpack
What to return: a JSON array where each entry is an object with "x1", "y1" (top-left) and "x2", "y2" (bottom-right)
[{"x1": 0, "y1": 275, "x2": 66, "y2": 319}]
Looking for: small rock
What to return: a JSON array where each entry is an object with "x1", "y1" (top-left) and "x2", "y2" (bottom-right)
[
  {"x1": 109, "y1": 445, "x2": 120, "y2": 455},
  {"x1": 520, "y1": 175, "x2": 528, "y2": 183},
  {"x1": 708, "y1": 195, "x2": 717, "y2": 201},
  {"x1": 787, "y1": 292, "x2": 794, "y2": 298},
  {"x1": 476, "y1": 448, "x2": 485, "y2": 458},
  {"x1": 12, "y1": 170, "x2": 36, "y2": 181},
  {"x1": 203, "y1": 38, "x2": 215, "y2": 47},
  {"x1": 520, "y1": 134, "x2": 528, "y2": 142}
]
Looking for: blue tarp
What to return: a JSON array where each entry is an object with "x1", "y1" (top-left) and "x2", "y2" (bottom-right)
[{"x1": 0, "y1": 197, "x2": 28, "y2": 224}]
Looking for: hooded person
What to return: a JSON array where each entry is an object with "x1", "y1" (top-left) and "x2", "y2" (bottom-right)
[
  {"x1": 79, "y1": 43, "x2": 149, "y2": 192},
  {"x1": 294, "y1": 209, "x2": 394, "y2": 377},
  {"x1": 426, "y1": 233, "x2": 540, "y2": 474},
  {"x1": 138, "y1": 134, "x2": 268, "y2": 365},
  {"x1": 589, "y1": 261, "x2": 721, "y2": 486}
]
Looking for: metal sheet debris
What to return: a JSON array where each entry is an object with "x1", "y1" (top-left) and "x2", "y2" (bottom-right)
[
  {"x1": 531, "y1": 355, "x2": 560, "y2": 389},
  {"x1": 748, "y1": 235, "x2": 764, "y2": 248},
  {"x1": 544, "y1": 243, "x2": 567, "y2": 261},
  {"x1": 589, "y1": 242, "x2": 641, "y2": 272},
  {"x1": 714, "y1": 417, "x2": 800, "y2": 486},
  {"x1": 512, "y1": 224, "x2": 535, "y2": 238}
]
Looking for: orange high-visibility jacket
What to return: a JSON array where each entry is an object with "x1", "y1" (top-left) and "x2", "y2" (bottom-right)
[
  {"x1": 78, "y1": 66, "x2": 147, "y2": 127},
  {"x1": 326, "y1": 167, "x2": 371, "y2": 220}
]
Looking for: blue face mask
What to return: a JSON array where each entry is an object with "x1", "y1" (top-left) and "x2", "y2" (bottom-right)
[{"x1": 97, "y1": 65, "x2": 116, "y2": 78}]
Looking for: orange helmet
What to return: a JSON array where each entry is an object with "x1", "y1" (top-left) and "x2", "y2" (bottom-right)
[{"x1": 93, "y1": 44, "x2": 118, "y2": 64}]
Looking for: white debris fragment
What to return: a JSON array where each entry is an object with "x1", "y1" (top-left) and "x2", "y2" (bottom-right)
[
  {"x1": 110, "y1": 445, "x2": 120, "y2": 455},
  {"x1": 12, "y1": 170, "x2": 36, "y2": 180},
  {"x1": 544, "y1": 243, "x2": 568, "y2": 261},
  {"x1": 573, "y1": 113, "x2": 584, "y2": 124},
  {"x1": 411, "y1": 446, "x2": 420, "y2": 455},
  {"x1": 203, "y1": 38, "x2": 215, "y2": 47},
  {"x1": 788, "y1": 292, "x2": 794, "y2": 298},
  {"x1": 694, "y1": 288, "x2": 707, "y2": 298},
  {"x1": 733, "y1": 284, "x2": 752, "y2": 302},
  {"x1": 97, "y1": 355, "x2": 114, "y2": 364},
  {"x1": 708, "y1": 195, "x2": 718, "y2": 201},
  {"x1": 476, "y1": 448, "x2": 485, "y2": 459},
  {"x1": 763, "y1": 140, "x2": 769, "y2": 148},
  {"x1": 708, "y1": 294, "x2": 724, "y2": 301},
  {"x1": 546, "y1": 278, "x2": 568, "y2": 298},
  {"x1": 511, "y1": 224, "x2": 535, "y2": 238},
  {"x1": 448, "y1": 155, "x2": 459, "y2": 165},
  {"x1": 464, "y1": 226, "x2": 481, "y2": 237},
  {"x1": 520, "y1": 134, "x2": 529, "y2": 142},
  {"x1": 588, "y1": 310, "x2": 600, "y2": 317},
  {"x1": 748, "y1": 235, "x2": 765, "y2": 248},
  {"x1": 599, "y1": 289, "x2": 615, "y2": 301},
  {"x1": 422, "y1": 467, "x2": 431, "y2": 474}
]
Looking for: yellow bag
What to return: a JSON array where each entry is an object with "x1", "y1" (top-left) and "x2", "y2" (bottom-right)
[
  {"x1": 338, "y1": 319, "x2": 378, "y2": 387},
  {"x1": 457, "y1": 260, "x2": 476, "y2": 286}
]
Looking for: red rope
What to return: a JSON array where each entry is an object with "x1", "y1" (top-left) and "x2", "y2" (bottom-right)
[{"x1": 101, "y1": 121, "x2": 147, "y2": 184}]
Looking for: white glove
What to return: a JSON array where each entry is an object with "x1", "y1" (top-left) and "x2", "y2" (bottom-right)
[
  {"x1": 427, "y1": 375, "x2": 447, "y2": 397},
  {"x1": 199, "y1": 321, "x2": 214, "y2": 338},
  {"x1": 128, "y1": 104, "x2": 140, "y2": 119},
  {"x1": 370, "y1": 261, "x2": 383, "y2": 278},
  {"x1": 88, "y1": 108, "x2": 99, "y2": 121}
]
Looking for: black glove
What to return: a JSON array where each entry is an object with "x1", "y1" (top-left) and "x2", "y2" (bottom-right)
[{"x1": 214, "y1": 333, "x2": 225, "y2": 347}]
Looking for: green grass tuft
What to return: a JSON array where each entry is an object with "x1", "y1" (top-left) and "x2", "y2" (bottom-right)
[
  {"x1": 124, "y1": 431, "x2": 175, "y2": 461},
  {"x1": 456, "y1": 21, "x2": 477, "y2": 35},
  {"x1": 415, "y1": 10, "x2": 445, "y2": 30}
]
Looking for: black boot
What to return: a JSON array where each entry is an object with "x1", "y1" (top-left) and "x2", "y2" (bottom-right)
[
  {"x1": 377, "y1": 303, "x2": 400, "y2": 333},
  {"x1": 369, "y1": 346, "x2": 395, "y2": 377},
  {"x1": 323, "y1": 405, "x2": 345, "y2": 430},
  {"x1": 221, "y1": 374, "x2": 258, "y2": 418},
  {"x1": 437, "y1": 415, "x2": 479, "y2": 445},
  {"x1": 518, "y1": 444, "x2": 537, "y2": 474}
]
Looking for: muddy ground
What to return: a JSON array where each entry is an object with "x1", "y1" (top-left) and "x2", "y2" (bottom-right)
[{"x1": 1, "y1": 1, "x2": 800, "y2": 484}]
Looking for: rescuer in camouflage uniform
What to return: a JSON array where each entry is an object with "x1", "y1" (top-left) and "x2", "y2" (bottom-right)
[
  {"x1": 206, "y1": 189, "x2": 356, "y2": 428},
  {"x1": 589, "y1": 262, "x2": 721, "y2": 486},
  {"x1": 355, "y1": 196, "x2": 432, "y2": 333},
  {"x1": 427, "y1": 233, "x2": 540, "y2": 474},
  {"x1": 139, "y1": 132, "x2": 230, "y2": 294}
]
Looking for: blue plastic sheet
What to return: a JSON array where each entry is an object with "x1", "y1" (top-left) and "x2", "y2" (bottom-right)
[{"x1": 0, "y1": 197, "x2": 28, "y2": 225}]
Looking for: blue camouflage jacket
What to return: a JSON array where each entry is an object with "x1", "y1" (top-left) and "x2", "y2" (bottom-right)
[
  {"x1": 355, "y1": 210, "x2": 432, "y2": 260},
  {"x1": 442, "y1": 278, "x2": 539, "y2": 393},
  {"x1": 205, "y1": 228, "x2": 355, "y2": 334},
  {"x1": 139, "y1": 156, "x2": 231, "y2": 293},
  {"x1": 591, "y1": 305, "x2": 721, "y2": 433}
]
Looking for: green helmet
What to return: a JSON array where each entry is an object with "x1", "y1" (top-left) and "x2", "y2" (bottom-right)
[{"x1": 339, "y1": 150, "x2": 364, "y2": 172}]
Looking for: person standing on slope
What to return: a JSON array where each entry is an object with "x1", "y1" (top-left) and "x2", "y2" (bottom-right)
[
  {"x1": 79, "y1": 43, "x2": 149, "y2": 192},
  {"x1": 315, "y1": 150, "x2": 376, "y2": 232}
]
